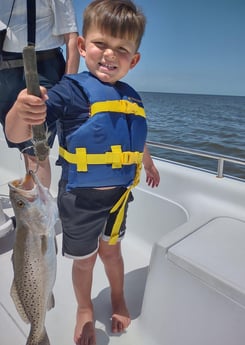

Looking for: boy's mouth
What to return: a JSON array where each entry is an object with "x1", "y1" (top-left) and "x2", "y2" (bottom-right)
[{"x1": 98, "y1": 62, "x2": 117, "y2": 71}]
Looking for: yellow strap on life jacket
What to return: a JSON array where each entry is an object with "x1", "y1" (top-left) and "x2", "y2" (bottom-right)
[
  {"x1": 108, "y1": 161, "x2": 142, "y2": 245},
  {"x1": 59, "y1": 144, "x2": 143, "y2": 245},
  {"x1": 90, "y1": 100, "x2": 146, "y2": 118},
  {"x1": 59, "y1": 145, "x2": 143, "y2": 172}
]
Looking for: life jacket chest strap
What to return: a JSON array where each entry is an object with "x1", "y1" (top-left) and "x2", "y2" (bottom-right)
[
  {"x1": 90, "y1": 100, "x2": 146, "y2": 118},
  {"x1": 59, "y1": 145, "x2": 143, "y2": 172}
]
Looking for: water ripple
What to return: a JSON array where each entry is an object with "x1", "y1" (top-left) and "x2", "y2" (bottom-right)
[{"x1": 140, "y1": 92, "x2": 245, "y2": 178}]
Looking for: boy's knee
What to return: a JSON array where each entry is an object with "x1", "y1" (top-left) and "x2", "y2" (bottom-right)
[
  {"x1": 99, "y1": 246, "x2": 122, "y2": 264},
  {"x1": 73, "y1": 255, "x2": 96, "y2": 271}
]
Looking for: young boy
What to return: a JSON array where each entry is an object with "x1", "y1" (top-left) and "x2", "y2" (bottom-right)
[{"x1": 6, "y1": 1, "x2": 160, "y2": 344}]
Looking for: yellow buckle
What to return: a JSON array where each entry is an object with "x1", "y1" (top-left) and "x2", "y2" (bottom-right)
[
  {"x1": 110, "y1": 145, "x2": 122, "y2": 168},
  {"x1": 76, "y1": 147, "x2": 88, "y2": 172},
  {"x1": 122, "y1": 151, "x2": 141, "y2": 165}
]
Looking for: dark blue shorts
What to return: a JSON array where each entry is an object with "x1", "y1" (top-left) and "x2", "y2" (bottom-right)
[
  {"x1": 0, "y1": 48, "x2": 65, "y2": 155},
  {"x1": 57, "y1": 180, "x2": 134, "y2": 259}
]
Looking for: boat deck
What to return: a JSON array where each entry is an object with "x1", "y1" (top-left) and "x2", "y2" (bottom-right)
[
  {"x1": 0, "y1": 225, "x2": 151, "y2": 345},
  {"x1": 0, "y1": 139, "x2": 158, "y2": 345},
  {"x1": 1, "y1": 136, "x2": 245, "y2": 345}
]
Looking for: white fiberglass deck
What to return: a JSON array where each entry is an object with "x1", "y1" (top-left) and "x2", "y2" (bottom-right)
[
  {"x1": 0, "y1": 137, "x2": 187, "y2": 345},
  {"x1": 1, "y1": 135, "x2": 245, "y2": 345}
]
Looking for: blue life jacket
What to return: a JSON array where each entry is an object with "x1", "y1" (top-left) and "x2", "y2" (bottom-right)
[
  {"x1": 59, "y1": 72, "x2": 147, "y2": 191},
  {"x1": 58, "y1": 72, "x2": 147, "y2": 245}
]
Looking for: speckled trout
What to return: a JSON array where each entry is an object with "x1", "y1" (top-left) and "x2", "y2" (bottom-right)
[{"x1": 9, "y1": 171, "x2": 58, "y2": 345}]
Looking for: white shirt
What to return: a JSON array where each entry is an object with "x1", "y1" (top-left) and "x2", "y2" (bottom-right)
[{"x1": 0, "y1": 0, "x2": 78, "y2": 52}]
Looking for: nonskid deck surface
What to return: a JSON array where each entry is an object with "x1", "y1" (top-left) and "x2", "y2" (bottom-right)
[
  {"x1": 0, "y1": 138, "x2": 153, "y2": 345},
  {"x1": 0, "y1": 176, "x2": 151, "y2": 345},
  {"x1": 0, "y1": 235, "x2": 150, "y2": 345},
  {"x1": 1, "y1": 136, "x2": 245, "y2": 345}
]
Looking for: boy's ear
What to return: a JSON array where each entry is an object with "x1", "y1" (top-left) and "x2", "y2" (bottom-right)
[
  {"x1": 130, "y1": 52, "x2": 141, "y2": 69},
  {"x1": 77, "y1": 36, "x2": 86, "y2": 57}
]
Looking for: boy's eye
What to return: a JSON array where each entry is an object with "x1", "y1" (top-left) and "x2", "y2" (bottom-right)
[
  {"x1": 94, "y1": 42, "x2": 106, "y2": 49},
  {"x1": 117, "y1": 47, "x2": 128, "y2": 54},
  {"x1": 93, "y1": 41, "x2": 129, "y2": 55}
]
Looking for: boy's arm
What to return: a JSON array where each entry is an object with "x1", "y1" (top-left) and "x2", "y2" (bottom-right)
[
  {"x1": 5, "y1": 87, "x2": 48, "y2": 143},
  {"x1": 142, "y1": 144, "x2": 160, "y2": 188}
]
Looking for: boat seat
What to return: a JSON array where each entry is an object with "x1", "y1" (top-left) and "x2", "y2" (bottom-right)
[
  {"x1": 168, "y1": 216, "x2": 245, "y2": 306},
  {"x1": 139, "y1": 216, "x2": 245, "y2": 345}
]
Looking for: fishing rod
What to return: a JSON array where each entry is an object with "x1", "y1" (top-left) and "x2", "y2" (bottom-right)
[{"x1": 22, "y1": 46, "x2": 50, "y2": 163}]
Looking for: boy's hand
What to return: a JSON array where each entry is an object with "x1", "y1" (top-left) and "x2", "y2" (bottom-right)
[
  {"x1": 144, "y1": 163, "x2": 160, "y2": 188},
  {"x1": 15, "y1": 87, "x2": 48, "y2": 125},
  {"x1": 142, "y1": 144, "x2": 160, "y2": 188}
]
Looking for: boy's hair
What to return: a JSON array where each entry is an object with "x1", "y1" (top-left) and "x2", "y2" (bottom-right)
[{"x1": 82, "y1": 0, "x2": 146, "y2": 51}]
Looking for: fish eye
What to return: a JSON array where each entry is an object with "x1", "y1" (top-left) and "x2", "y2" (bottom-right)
[{"x1": 16, "y1": 199, "x2": 25, "y2": 208}]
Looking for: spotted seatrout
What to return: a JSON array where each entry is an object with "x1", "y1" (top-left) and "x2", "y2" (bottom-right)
[{"x1": 9, "y1": 171, "x2": 58, "y2": 345}]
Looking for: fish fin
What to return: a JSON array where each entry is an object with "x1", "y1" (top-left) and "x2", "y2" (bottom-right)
[
  {"x1": 41, "y1": 234, "x2": 57, "y2": 255},
  {"x1": 10, "y1": 281, "x2": 30, "y2": 324},
  {"x1": 47, "y1": 292, "x2": 55, "y2": 311},
  {"x1": 54, "y1": 235, "x2": 58, "y2": 254},
  {"x1": 27, "y1": 327, "x2": 50, "y2": 345},
  {"x1": 41, "y1": 235, "x2": 48, "y2": 255}
]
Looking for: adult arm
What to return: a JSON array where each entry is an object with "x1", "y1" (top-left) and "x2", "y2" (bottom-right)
[
  {"x1": 64, "y1": 32, "x2": 80, "y2": 74},
  {"x1": 51, "y1": 0, "x2": 80, "y2": 74}
]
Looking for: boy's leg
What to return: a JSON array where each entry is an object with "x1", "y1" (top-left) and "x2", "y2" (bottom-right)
[
  {"x1": 72, "y1": 254, "x2": 97, "y2": 345},
  {"x1": 99, "y1": 239, "x2": 131, "y2": 333}
]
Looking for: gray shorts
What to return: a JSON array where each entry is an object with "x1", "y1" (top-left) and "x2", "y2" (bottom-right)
[{"x1": 57, "y1": 180, "x2": 133, "y2": 259}]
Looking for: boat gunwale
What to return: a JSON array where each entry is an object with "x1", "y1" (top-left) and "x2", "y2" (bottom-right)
[{"x1": 147, "y1": 140, "x2": 245, "y2": 179}]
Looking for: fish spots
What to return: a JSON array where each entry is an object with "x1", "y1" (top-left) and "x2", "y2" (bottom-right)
[{"x1": 9, "y1": 171, "x2": 58, "y2": 345}]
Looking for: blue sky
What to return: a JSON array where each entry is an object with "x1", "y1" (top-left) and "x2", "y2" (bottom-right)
[{"x1": 73, "y1": 0, "x2": 245, "y2": 96}]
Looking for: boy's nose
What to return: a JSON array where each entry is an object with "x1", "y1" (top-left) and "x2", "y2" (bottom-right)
[{"x1": 104, "y1": 48, "x2": 116, "y2": 59}]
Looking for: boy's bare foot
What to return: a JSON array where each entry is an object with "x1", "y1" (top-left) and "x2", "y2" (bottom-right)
[
  {"x1": 111, "y1": 296, "x2": 131, "y2": 333},
  {"x1": 76, "y1": 322, "x2": 96, "y2": 345},
  {"x1": 74, "y1": 307, "x2": 96, "y2": 345}
]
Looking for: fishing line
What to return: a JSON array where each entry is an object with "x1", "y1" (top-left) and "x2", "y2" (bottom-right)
[{"x1": 20, "y1": 146, "x2": 40, "y2": 174}]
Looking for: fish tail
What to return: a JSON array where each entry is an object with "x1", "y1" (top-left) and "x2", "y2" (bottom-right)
[{"x1": 26, "y1": 327, "x2": 50, "y2": 345}]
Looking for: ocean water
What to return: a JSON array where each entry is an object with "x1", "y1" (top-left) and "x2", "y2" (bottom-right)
[{"x1": 140, "y1": 92, "x2": 245, "y2": 179}]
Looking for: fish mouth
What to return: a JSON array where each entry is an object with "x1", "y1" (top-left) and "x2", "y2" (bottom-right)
[
  {"x1": 8, "y1": 171, "x2": 37, "y2": 198},
  {"x1": 8, "y1": 170, "x2": 50, "y2": 204}
]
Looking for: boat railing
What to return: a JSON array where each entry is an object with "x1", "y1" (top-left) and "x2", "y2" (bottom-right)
[{"x1": 147, "y1": 140, "x2": 245, "y2": 178}]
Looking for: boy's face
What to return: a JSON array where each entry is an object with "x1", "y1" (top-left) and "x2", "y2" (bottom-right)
[{"x1": 78, "y1": 26, "x2": 140, "y2": 84}]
